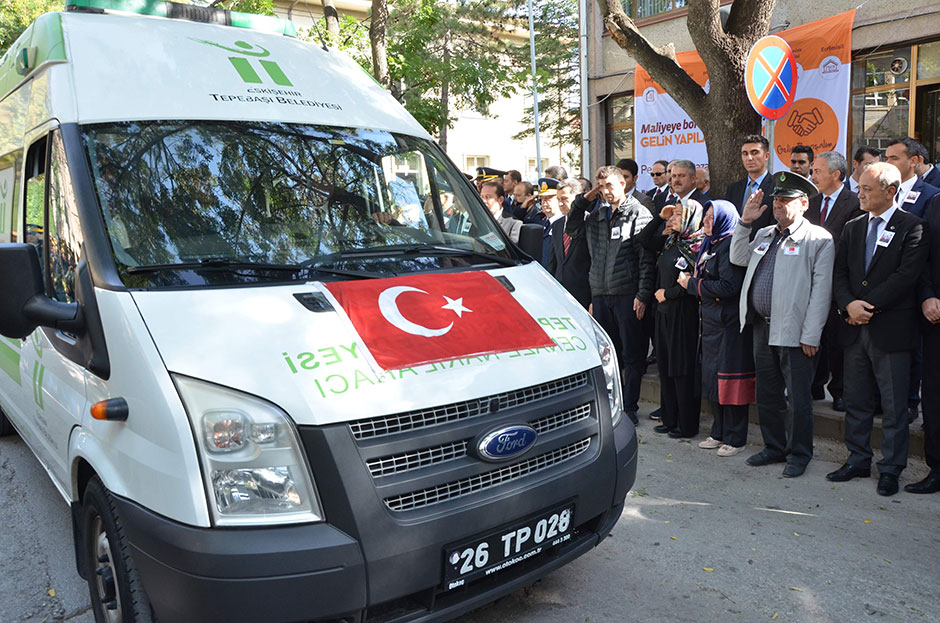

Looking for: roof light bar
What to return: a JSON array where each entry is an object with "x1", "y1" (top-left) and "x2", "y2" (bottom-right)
[{"x1": 65, "y1": 0, "x2": 297, "y2": 37}]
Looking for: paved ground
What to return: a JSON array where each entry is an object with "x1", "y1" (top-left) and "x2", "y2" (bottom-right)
[{"x1": 1, "y1": 401, "x2": 938, "y2": 623}]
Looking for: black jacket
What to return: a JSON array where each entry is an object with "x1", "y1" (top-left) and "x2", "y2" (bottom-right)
[
  {"x1": 833, "y1": 209, "x2": 929, "y2": 351},
  {"x1": 547, "y1": 216, "x2": 591, "y2": 309},
  {"x1": 566, "y1": 193, "x2": 655, "y2": 300},
  {"x1": 920, "y1": 195, "x2": 940, "y2": 307}
]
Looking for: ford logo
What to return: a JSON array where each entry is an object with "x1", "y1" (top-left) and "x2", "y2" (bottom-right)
[{"x1": 476, "y1": 425, "x2": 537, "y2": 462}]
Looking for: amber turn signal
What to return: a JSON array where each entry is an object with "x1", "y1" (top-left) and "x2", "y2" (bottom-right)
[{"x1": 90, "y1": 398, "x2": 129, "y2": 421}]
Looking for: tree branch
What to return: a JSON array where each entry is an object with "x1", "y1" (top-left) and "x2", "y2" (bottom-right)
[
  {"x1": 724, "y1": 0, "x2": 777, "y2": 39},
  {"x1": 595, "y1": 0, "x2": 705, "y2": 116}
]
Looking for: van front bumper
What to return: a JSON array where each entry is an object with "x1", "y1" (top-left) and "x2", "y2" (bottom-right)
[{"x1": 113, "y1": 368, "x2": 638, "y2": 622}]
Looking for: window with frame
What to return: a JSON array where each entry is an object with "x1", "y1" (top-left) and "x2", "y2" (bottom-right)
[
  {"x1": 620, "y1": 0, "x2": 688, "y2": 21},
  {"x1": 465, "y1": 155, "x2": 490, "y2": 171},
  {"x1": 851, "y1": 41, "x2": 940, "y2": 163},
  {"x1": 606, "y1": 93, "x2": 634, "y2": 166}
]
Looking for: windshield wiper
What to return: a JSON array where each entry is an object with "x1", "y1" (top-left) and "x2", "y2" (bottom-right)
[
  {"x1": 127, "y1": 259, "x2": 383, "y2": 280},
  {"x1": 126, "y1": 259, "x2": 307, "y2": 274},
  {"x1": 310, "y1": 245, "x2": 520, "y2": 267},
  {"x1": 396, "y1": 245, "x2": 521, "y2": 267}
]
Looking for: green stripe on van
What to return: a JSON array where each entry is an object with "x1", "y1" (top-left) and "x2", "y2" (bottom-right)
[
  {"x1": 0, "y1": 340, "x2": 21, "y2": 385},
  {"x1": 0, "y1": 13, "x2": 66, "y2": 102}
]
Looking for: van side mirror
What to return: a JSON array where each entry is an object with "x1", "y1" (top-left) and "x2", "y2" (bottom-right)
[
  {"x1": 517, "y1": 224, "x2": 545, "y2": 261},
  {"x1": 0, "y1": 244, "x2": 83, "y2": 338}
]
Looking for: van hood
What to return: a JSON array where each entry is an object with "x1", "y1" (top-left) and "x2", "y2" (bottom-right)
[{"x1": 131, "y1": 264, "x2": 602, "y2": 426}]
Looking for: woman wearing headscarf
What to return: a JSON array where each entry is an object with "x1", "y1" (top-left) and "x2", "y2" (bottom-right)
[
  {"x1": 636, "y1": 200, "x2": 704, "y2": 439},
  {"x1": 677, "y1": 200, "x2": 755, "y2": 456}
]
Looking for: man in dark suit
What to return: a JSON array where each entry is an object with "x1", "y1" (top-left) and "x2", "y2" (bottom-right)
[
  {"x1": 885, "y1": 137, "x2": 939, "y2": 420},
  {"x1": 548, "y1": 179, "x2": 591, "y2": 309},
  {"x1": 724, "y1": 135, "x2": 776, "y2": 236},
  {"x1": 646, "y1": 159, "x2": 669, "y2": 201},
  {"x1": 535, "y1": 178, "x2": 563, "y2": 267},
  {"x1": 884, "y1": 138, "x2": 939, "y2": 219},
  {"x1": 907, "y1": 195, "x2": 940, "y2": 493},
  {"x1": 807, "y1": 151, "x2": 864, "y2": 410},
  {"x1": 668, "y1": 159, "x2": 708, "y2": 208},
  {"x1": 916, "y1": 161, "x2": 940, "y2": 187},
  {"x1": 906, "y1": 195, "x2": 940, "y2": 493},
  {"x1": 846, "y1": 145, "x2": 881, "y2": 193},
  {"x1": 828, "y1": 162, "x2": 929, "y2": 496},
  {"x1": 653, "y1": 160, "x2": 679, "y2": 213}
]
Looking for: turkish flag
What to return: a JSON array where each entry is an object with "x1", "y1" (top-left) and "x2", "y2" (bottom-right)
[{"x1": 324, "y1": 272, "x2": 555, "y2": 370}]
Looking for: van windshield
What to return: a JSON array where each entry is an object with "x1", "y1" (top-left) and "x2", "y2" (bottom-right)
[{"x1": 81, "y1": 121, "x2": 515, "y2": 288}]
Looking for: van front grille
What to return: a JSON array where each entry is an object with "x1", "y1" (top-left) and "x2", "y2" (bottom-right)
[
  {"x1": 365, "y1": 403, "x2": 593, "y2": 479},
  {"x1": 349, "y1": 372, "x2": 589, "y2": 440},
  {"x1": 383, "y1": 438, "x2": 592, "y2": 512}
]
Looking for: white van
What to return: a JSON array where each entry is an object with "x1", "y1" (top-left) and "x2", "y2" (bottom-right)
[{"x1": 0, "y1": 2, "x2": 637, "y2": 621}]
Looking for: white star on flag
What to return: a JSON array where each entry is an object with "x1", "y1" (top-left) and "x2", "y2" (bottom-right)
[{"x1": 441, "y1": 296, "x2": 472, "y2": 318}]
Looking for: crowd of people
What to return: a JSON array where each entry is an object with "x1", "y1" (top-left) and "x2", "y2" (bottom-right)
[{"x1": 471, "y1": 134, "x2": 940, "y2": 498}]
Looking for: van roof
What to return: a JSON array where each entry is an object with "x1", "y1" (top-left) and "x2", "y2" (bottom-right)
[{"x1": 0, "y1": 4, "x2": 430, "y2": 139}]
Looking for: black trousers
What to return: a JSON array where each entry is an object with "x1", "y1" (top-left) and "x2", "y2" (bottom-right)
[
  {"x1": 919, "y1": 324, "x2": 939, "y2": 471},
  {"x1": 843, "y1": 326, "x2": 911, "y2": 476},
  {"x1": 709, "y1": 402, "x2": 749, "y2": 447},
  {"x1": 592, "y1": 294, "x2": 648, "y2": 413},
  {"x1": 659, "y1": 373, "x2": 700, "y2": 436},
  {"x1": 812, "y1": 307, "x2": 844, "y2": 399},
  {"x1": 752, "y1": 319, "x2": 816, "y2": 466}
]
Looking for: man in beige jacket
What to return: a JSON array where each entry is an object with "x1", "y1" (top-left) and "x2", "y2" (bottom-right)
[{"x1": 730, "y1": 171, "x2": 834, "y2": 478}]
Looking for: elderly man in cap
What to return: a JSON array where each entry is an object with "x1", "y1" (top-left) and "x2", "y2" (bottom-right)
[{"x1": 730, "y1": 171, "x2": 834, "y2": 478}]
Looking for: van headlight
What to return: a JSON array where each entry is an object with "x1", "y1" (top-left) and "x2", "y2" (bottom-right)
[
  {"x1": 591, "y1": 319, "x2": 623, "y2": 427},
  {"x1": 174, "y1": 375, "x2": 323, "y2": 526}
]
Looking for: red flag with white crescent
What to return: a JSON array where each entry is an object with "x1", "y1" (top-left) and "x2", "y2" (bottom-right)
[{"x1": 324, "y1": 272, "x2": 555, "y2": 370}]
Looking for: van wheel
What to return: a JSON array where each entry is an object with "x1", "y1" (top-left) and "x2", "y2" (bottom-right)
[
  {"x1": 82, "y1": 478, "x2": 154, "y2": 623},
  {"x1": 0, "y1": 407, "x2": 15, "y2": 436}
]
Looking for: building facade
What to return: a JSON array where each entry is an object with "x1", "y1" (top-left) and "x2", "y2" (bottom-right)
[{"x1": 583, "y1": 1, "x2": 940, "y2": 180}]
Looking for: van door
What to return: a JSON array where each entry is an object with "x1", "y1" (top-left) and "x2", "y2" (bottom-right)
[{"x1": 18, "y1": 130, "x2": 88, "y2": 490}]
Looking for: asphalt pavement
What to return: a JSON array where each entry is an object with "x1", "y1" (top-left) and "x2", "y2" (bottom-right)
[{"x1": 1, "y1": 401, "x2": 938, "y2": 623}]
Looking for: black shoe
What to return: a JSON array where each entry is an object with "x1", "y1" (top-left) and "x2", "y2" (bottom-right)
[
  {"x1": 745, "y1": 450, "x2": 787, "y2": 467},
  {"x1": 877, "y1": 473, "x2": 899, "y2": 496},
  {"x1": 832, "y1": 397, "x2": 846, "y2": 412},
  {"x1": 627, "y1": 411, "x2": 639, "y2": 426},
  {"x1": 811, "y1": 386, "x2": 825, "y2": 401},
  {"x1": 649, "y1": 408, "x2": 662, "y2": 421},
  {"x1": 667, "y1": 429, "x2": 690, "y2": 439},
  {"x1": 653, "y1": 424, "x2": 672, "y2": 434},
  {"x1": 908, "y1": 405, "x2": 919, "y2": 424},
  {"x1": 782, "y1": 462, "x2": 806, "y2": 478},
  {"x1": 904, "y1": 472, "x2": 940, "y2": 494},
  {"x1": 826, "y1": 463, "x2": 871, "y2": 482}
]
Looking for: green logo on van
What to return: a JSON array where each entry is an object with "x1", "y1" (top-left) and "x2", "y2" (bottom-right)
[{"x1": 195, "y1": 39, "x2": 293, "y2": 87}]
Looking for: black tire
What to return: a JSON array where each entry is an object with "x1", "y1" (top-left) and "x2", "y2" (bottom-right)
[
  {"x1": 81, "y1": 477, "x2": 155, "y2": 623},
  {"x1": 0, "y1": 407, "x2": 15, "y2": 437}
]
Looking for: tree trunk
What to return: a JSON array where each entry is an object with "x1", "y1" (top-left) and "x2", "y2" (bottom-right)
[
  {"x1": 322, "y1": 0, "x2": 339, "y2": 37},
  {"x1": 370, "y1": 0, "x2": 390, "y2": 90},
  {"x1": 596, "y1": 0, "x2": 775, "y2": 198}
]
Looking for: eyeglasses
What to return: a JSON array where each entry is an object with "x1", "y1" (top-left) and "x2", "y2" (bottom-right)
[{"x1": 651, "y1": 172, "x2": 665, "y2": 177}]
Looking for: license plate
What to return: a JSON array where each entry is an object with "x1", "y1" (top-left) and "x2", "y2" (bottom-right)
[{"x1": 443, "y1": 504, "x2": 574, "y2": 590}]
